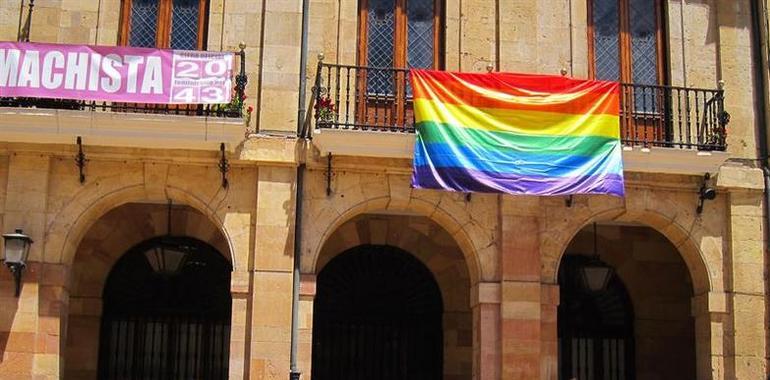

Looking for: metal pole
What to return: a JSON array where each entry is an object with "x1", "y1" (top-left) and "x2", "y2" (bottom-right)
[{"x1": 290, "y1": 0, "x2": 312, "y2": 378}]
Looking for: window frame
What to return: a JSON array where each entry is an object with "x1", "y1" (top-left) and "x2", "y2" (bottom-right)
[
  {"x1": 356, "y1": 0, "x2": 444, "y2": 70},
  {"x1": 118, "y1": 0, "x2": 209, "y2": 50},
  {"x1": 587, "y1": 0, "x2": 667, "y2": 84}
]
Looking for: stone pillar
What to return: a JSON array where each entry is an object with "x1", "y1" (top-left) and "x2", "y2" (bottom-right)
[
  {"x1": 540, "y1": 284, "x2": 559, "y2": 380},
  {"x1": 229, "y1": 272, "x2": 250, "y2": 380},
  {"x1": 257, "y1": 0, "x2": 302, "y2": 133},
  {"x1": 471, "y1": 282, "x2": 500, "y2": 380},
  {"x1": 0, "y1": 153, "x2": 52, "y2": 377},
  {"x1": 500, "y1": 214, "x2": 543, "y2": 379},
  {"x1": 460, "y1": 0, "x2": 497, "y2": 71},
  {"x1": 298, "y1": 274, "x2": 316, "y2": 377},
  {"x1": 248, "y1": 166, "x2": 297, "y2": 378},
  {"x1": 34, "y1": 263, "x2": 70, "y2": 380},
  {"x1": 724, "y1": 187, "x2": 767, "y2": 379},
  {"x1": 692, "y1": 291, "x2": 728, "y2": 380}
]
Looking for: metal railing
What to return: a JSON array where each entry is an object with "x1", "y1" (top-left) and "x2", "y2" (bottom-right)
[
  {"x1": 0, "y1": 47, "x2": 249, "y2": 119},
  {"x1": 313, "y1": 62, "x2": 729, "y2": 151}
]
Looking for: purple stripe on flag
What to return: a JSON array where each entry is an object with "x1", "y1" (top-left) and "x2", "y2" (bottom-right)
[{"x1": 411, "y1": 165, "x2": 625, "y2": 197}]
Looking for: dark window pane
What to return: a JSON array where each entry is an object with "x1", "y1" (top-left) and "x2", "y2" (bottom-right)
[
  {"x1": 171, "y1": 0, "x2": 201, "y2": 50},
  {"x1": 630, "y1": 0, "x2": 658, "y2": 112},
  {"x1": 630, "y1": 0, "x2": 657, "y2": 85},
  {"x1": 407, "y1": 0, "x2": 434, "y2": 69},
  {"x1": 592, "y1": 0, "x2": 620, "y2": 81},
  {"x1": 367, "y1": 0, "x2": 395, "y2": 94},
  {"x1": 129, "y1": 0, "x2": 159, "y2": 47},
  {"x1": 407, "y1": 0, "x2": 434, "y2": 96}
]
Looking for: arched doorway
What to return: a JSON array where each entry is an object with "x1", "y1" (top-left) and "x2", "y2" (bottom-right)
[
  {"x1": 311, "y1": 245, "x2": 444, "y2": 380},
  {"x1": 558, "y1": 255, "x2": 635, "y2": 379},
  {"x1": 557, "y1": 223, "x2": 696, "y2": 380},
  {"x1": 97, "y1": 236, "x2": 232, "y2": 379}
]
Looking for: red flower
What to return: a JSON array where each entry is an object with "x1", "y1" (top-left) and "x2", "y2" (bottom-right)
[{"x1": 247, "y1": 106, "x2": 254, "y2": 114}]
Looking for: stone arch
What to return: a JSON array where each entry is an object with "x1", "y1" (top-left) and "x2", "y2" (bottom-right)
[
  {"x1": 46, "y1": 180, "x2": 234, "y2": 268},
  {"x1": 306, "y1": 194, "x2": 491, "y2": 285},
  {"x1": 545, "y1": 206, "x2": 714, "y2": 297},
  {"x1": 312, "y1": 212, "x2": 474, "y2": 379},
  {"x1": 63, "y1": 201, "x2": 232, "y2": 379}
]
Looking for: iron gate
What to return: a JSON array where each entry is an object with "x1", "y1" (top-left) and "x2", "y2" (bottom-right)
[
  {"x1": 558, "y1": 255, "x2": 635, "y2": 380},
  {"x1": 311, "y1": 245, "x2": 444, "y2": 380},
  {"x1": 98, "y1": 236, "x2": 232, "y2": 379}
]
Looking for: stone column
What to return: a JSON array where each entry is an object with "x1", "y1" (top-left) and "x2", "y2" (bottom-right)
[
  {"x1": 298, "y1": 274, "x2": 316, "y2": 377},
  {"x1": 248, "y1": 166, "x2": 297, "y2": 378},
  {"x1": 257, "y1": 0, "x2": 302, "y2": 133},
  {"x1": 0, "y1": 153, "x2": 52, "y2": 377},
  {"x1": 500, "y1": 213, "x2": 543, "y2": 379},
  {"x1": 725, "y1": 188, "x2": 767, "y2": 379},
  {"x1": 717, "y1": 166, "x2": 767, "y2": 379},
  {"x1": 540, "y1": 284, "x2": 559, "y2": 380},
  {"x1": 229, "y1": 272, "x2": 250, "y2": 380},
  {"x1": 471, "y1": 282, "x2": 500, "y2": 380},
  {"x1": 692, "y1": 291, "x2": 728, "y2": 380},
  {"x1": 34, "y1": 263, "x2": 70, "y2": 380}
]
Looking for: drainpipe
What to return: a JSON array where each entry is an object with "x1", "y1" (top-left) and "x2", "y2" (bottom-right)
[
  {"x1": 749, "y1": 1, "x2": 770, "y2": 376},
  {"x1": 289, "y1": 0, "x2": 311, "y2": 378}
]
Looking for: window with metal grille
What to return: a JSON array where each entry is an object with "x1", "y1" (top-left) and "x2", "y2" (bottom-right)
[
  {"x1": 589, "y1": 0, "x2": 664, "y2": 85},
  {"x1": 359, "y1": 0, "x2": 442, "y2": 95},
  {"x1": 120, "y1": 0, "x2": 208, "y2": 49}
]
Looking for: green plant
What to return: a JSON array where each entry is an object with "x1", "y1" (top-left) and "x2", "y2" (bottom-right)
[{"x1": 315, "y1": 95, "x2": 337, "y2": 123}]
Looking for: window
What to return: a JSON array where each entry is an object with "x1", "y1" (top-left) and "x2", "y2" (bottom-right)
[
  {"x1": 119, "y1": 0, "x2": 208, "y2": 50},
  {"x1": 358, "y1": 0, "x2": 442, "y2": 94},
  {"x1": 588, "y1": 0, "x2": 665, "y2": 85}
]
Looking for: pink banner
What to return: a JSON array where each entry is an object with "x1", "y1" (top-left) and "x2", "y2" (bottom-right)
[{"x1": 0, "y1": 42, "x2": 234, "y2": 104}]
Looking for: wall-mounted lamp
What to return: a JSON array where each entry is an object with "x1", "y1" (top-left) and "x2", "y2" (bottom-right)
[
  {"x1": 696, "y1": 173, "x2": 716, "y2": 214},
  {"x1": 2, "y1": 229, "x2": 33, "y2": 297},
  {"x1": 577, "y1": 223, "x2": 614, "y2": 293}
]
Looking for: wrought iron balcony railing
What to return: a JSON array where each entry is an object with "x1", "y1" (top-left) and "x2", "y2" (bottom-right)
[
  {"x1": 0, "y1": 49, "x2": 248, "y2": 119},
  {"x1": 313, "y1": 62, "x2": 729, "y2": 151}
]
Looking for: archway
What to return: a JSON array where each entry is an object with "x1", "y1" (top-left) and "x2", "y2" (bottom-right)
[
  {"x1": 312, "y1": 245, "x2": 443, "y2": 379},
  {"x1": 557, "y1": 222, "x2": 696, "y2": 379},
  {"x1": 63, "y1": 202, "x2": 233, "y2": 379},
  {"x1": 311, "y1": 213, "x2": 474, "y2": 379},
  {"x1": 98, "y1": 236, "x2": 232, "y2": 379}
]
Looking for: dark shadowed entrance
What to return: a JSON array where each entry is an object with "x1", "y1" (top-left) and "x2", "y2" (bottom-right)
[
  {"x1": 558, "y1": 254, "x2": 635, "y2": 380},
  {"x1": 98, "y1": 236, "x2": 232, "y2": 379},
  {"x1": 312, "y1": 245, "x2": 444, "y2": 380}
]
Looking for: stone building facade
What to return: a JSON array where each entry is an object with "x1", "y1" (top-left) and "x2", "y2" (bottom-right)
[{"x1": 0, "y1": 0, "x2": 766, "y2": 379}]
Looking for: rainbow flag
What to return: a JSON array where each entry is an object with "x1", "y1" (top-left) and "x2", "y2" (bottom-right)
[{"x1": 410, "y1": 70, "x2": 624, "y2": 197}]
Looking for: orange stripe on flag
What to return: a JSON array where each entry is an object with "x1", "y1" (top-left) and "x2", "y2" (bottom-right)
[{"x1": 411, "y1": 70, "x2": 620, "y2": 117}]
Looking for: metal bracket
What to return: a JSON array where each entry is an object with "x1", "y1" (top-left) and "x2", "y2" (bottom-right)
[
  {"x1": 18, "y1": 0, "x2": 34, "y2": 42},
  {"x1": 325, "y1": 152, "x2": 333, "y2": 196},
  {"x1": 75, "y1": 136, "x2": 87, "y2": 184},
  {"x1": 696, "y1": 173, "x2": 715, "y2": 214},
  {"x1": 218, "y1": 143, "x2": 229, "y2": 189}
]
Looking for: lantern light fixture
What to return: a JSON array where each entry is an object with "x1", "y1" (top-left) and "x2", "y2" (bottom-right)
[
  {"x1": 577, "y1": 223, "x2": 614, "y2": 293},
  {"x1": 2, "y1": 229, "x2": 33, "y2": 297}
]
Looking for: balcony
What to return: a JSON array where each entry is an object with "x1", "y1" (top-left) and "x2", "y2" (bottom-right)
[
  {"x1": 311, "y1": 63, "x2": 730, "y2": 175},
  {"x1": 0, "y1": 52, "x2": 248, "y2": 152}
]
